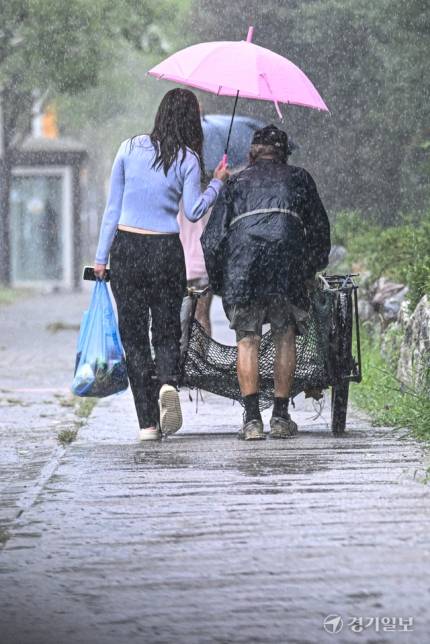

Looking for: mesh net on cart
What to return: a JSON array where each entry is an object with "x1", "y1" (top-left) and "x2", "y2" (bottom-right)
[{"x1": 181, "y1": 288, "x2": 338, "y2": 410}]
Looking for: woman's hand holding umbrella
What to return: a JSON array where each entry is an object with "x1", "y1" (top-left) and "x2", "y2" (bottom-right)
[{"x1": 213, "y1": 158, "x2": 230, "y2": 182}]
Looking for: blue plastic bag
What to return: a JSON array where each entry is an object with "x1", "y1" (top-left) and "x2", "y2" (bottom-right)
[{"x1": 72, "y1": 281, "x2": 128, "y2": 397}]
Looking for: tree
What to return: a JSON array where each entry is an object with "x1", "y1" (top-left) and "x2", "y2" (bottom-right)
[
  {"x1": 56, "y1": 0, "x2": 191, "y2": 264},
  {"x1": 384, "y1": 0, "x2": 430, "y2": 215},
  {"x1": 188, "y1": 0, "x2": 430, "y2": 224},
  {"x1": 0, "y1": 0, "x2": 111, "y2": 281},
  {"x1": 0, "y1": 0, "x2": 190, "y2": 283}
]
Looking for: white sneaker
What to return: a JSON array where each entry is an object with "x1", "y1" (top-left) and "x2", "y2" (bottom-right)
[
  {"x1": 139, "y1": 426, "x2": 161, "y2": 441},
  {"x1": 159, "y1": 384, "x2": 183, "y2": 436}
]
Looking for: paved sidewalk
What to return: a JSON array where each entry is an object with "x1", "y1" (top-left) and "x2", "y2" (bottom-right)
[
  {"x1": 1, "y1": 290, "x2": 430, "y2": 644},
  {"x1": 0, "y1": 288, "x2": 91, "y2": 531}
]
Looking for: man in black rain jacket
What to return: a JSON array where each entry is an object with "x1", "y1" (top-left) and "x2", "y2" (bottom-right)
[{"x1": 201, "y1": 125, "x2": 331, "y2": 440}]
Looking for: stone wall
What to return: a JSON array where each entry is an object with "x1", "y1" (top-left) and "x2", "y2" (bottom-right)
[{"x1": 397, "y1": 295, "x2": 430, "y2": 394}]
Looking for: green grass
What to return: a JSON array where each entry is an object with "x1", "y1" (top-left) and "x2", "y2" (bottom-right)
[
  {"x1": 56, "y1": 395, "x2": 98, "y2": 418},
  {"x1": 58, "y1": 397, "x2": 75, "y2": 408},
  {"x1": 57, "y1": 427, "x2": 79, "y2": 445},
  {"x1": 0, "y1": 288, "x2": 22, "y2": 307},
  {"x1": 333, "y1": 211, "x2": 430, "y2": 439},
  {"x1": 75, "y1": 397, "x2": 98, "y2": 419},
  {"x1": 0, "y1": 526, "x2": 10, "y2": 546},
  {"x1": 351, "y1": 330, "x2": 430, "y2": 440},
  {"x1": 46, "y1": 321, "x2": 80, "y2": 333},
  {"x1": 1, "y1": 397, "x2": 28, "y2": 406},
  {"x1": 55, "y1": 397, "x2": 98, "y2": 445}
]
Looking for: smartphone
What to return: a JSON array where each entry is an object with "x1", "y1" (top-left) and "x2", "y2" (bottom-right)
[{"x1": 83, "y1": 266, "x2": 111, "y2": 282}]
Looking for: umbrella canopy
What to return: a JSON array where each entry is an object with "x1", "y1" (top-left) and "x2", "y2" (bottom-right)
[
  {"x1": 148, "y1": 27, "x2": 328, "y2": 117},
  {"x1": 202, "y1": 114, "x2": 265, "y2": 171},
  {"x1": 201, "y1": 114, "x2": 298, "y2": 172}
]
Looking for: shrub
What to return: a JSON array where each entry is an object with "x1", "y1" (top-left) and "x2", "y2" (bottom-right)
[
  {"x1": 331, "y1": 211, "x2": 373, "y2": 247},
  {"x1": 351, "y1": 328, "x2": 430, "y2": 440},
  {"x1": 332, "y1": 211, "x2": 430, "y2": 309}
]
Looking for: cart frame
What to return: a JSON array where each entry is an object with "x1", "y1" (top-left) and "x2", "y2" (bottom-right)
[
  {"x1": 319, "y1": 274, "x2": 362, "y2": 433},
  {"x1": 182, "y1": 273, "x2": 362, "y2": 435}
]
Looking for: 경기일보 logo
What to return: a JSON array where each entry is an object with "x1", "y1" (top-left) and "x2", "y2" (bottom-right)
[
  {"x1": 323, "y1": 614, "x2": 414, "y2": 634},
  {"x1": 323, "y1": 615, "x2": 344, "y2": 634}
]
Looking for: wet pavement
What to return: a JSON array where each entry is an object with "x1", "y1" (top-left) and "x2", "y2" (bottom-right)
[{"x1": 1, "y1": 289, "x2": 430, "y2": 644}]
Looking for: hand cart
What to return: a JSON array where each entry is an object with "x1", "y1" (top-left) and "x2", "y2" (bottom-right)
[{"x1": 180, "y1": 274, "x2": 362, "y2": 434}]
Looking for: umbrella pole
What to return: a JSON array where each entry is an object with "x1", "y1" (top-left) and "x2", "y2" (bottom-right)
[{"x1": 223, "y1": 90, "x2": 240, "y2": 164}]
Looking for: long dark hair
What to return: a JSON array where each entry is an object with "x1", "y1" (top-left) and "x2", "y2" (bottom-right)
[{"x1": 150, "y1": 88, "x2": 204, "y2": 176}]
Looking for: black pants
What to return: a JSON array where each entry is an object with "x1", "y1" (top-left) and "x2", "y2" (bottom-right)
[{"x1": 110, "y1": 230, "x2": 186, "y2": 428}]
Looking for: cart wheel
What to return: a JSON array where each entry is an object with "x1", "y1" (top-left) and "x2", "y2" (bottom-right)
[{"x1": 331, "y1": 380, "x2": 349, "y2": 434}]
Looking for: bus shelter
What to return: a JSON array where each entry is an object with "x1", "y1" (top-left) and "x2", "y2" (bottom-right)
[{"x1": 9, "y1": 136, "x2": 87, "y2": 289}]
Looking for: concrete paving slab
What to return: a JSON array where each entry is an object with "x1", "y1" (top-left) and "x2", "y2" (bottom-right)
[{"x1": 1, "y1": 290, "x2": 429, "y2": 644}]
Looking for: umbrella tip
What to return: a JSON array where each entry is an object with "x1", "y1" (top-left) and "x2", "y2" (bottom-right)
[{"x1": 246, "y1": 26, "x2": 254, "y2": 42}]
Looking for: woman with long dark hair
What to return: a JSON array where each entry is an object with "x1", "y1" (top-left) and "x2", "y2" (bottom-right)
[{"x1": 94, "y1": 89, "x2": 229, "y2": 440}]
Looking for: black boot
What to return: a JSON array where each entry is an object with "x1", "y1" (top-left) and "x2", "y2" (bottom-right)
[
  {"x1": 273, "y1": 396, "x2": 290, "y2": 420},
  {"x1": 270, "y1": 397, "x2": 298, "y2": 439},
  {"x1": 243, "y1": 392, "x2": 262, "y2": 423},
  {"x1": 238, "y1": 393, "x2": 265, "y2": 440}
]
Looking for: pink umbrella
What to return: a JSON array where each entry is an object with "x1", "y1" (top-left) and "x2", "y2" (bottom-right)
[{"x1": 148, "y1": 27, "x2": 328, "y2": 161}]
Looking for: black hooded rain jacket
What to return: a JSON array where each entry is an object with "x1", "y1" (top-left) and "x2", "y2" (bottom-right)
[{"x1": 201, "y1": 158, "x2": 331, "y2": 311}]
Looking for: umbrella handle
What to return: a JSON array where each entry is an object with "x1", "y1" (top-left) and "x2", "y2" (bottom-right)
[
  {"x1": 224, "y1": 90, "x2": 240, "y2": 164},
  {"x1": 222, "y1": 153, "x2": 228, "y2": 166}
]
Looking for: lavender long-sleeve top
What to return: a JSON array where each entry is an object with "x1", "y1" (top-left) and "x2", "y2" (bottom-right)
[{"x1": 95, "y1": 135, "x2": 222, "y2": 264}]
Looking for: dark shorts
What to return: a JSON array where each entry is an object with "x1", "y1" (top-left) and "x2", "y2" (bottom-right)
[{"x1": 225, "y1": 296, "x2": 309, "y2": 342}]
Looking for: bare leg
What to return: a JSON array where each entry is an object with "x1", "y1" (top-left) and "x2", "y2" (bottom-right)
[
  {"x1": 237, "y1": 334, "x2": 261, "y2": 395},
  {"x1": 195, "y1": 291, "x2": 213, "y2": 336},
  {"x1": 270, "y1": 327, "x2": 298, "y2": 437},
  {"x1": 273, "y1": 326, "x2": 296, "y2": 397},
  {"x1": 237, "y1": 334, "x2": 265, "y2": 439}
]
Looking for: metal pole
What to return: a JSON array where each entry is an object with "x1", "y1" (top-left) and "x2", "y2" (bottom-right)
[
  {"x1": 0, "y1": 93, "x2": 5, "y2": 159},
  {"x1": 0, "y1": 91, "x2": 11, "y2": 284},
  {"x1": 353, "y1": 287, "x2": 363, "y2": 382}
]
